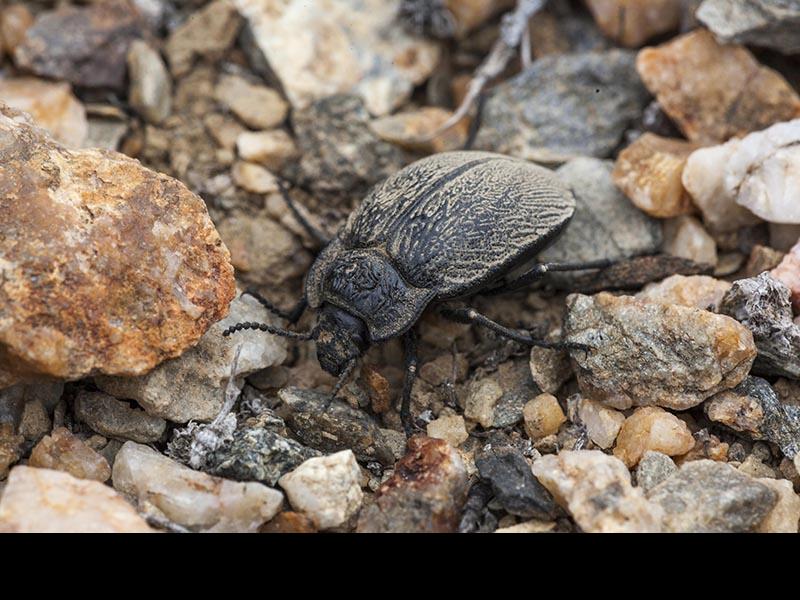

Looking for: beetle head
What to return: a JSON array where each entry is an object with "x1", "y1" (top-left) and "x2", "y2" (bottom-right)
[{"x1": 313, "y1": 304, "x2": 370, "y2": 376}]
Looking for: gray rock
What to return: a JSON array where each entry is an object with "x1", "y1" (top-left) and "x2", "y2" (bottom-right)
[
  {"x1": 95, "y1": 293, "x2": 288, "y2": 423},
  {"x1": 565, "y1": 292, "x2": 756, "y2": 410},
  {"x1": 278, "y1": 387, "x2": 394, "y2": 466},
  {"x1": 127, "y1": 39, "x2": 172, "y2": 124},
  {"x1": 207, "y1": 428, "x2": 320, "y2": 486},
  {"x1": 475, "y1": 445, "x2": 556, "y2": 519},
  {"x1": 287, "y1": 94, "x2": 410, "y2": 206},
  {"x1": 706, "y1": 376, "x2": 800, "y2": 458},
  {"x1": 73, "y1": 390, "x2": 166, "y2": 443},
  {"x1": 698, "y1": 0, "x2": 800, "y2": 54},
  {"x1": 539, "y1": 158, "x2": 662, "y2": 287},
  {"x1": 647, "y1": 460, "x2": 778, "y2": 532},
  {"x1": 719, "y1": 273, "x2": 800, "y2": 379},
  {"x1": 474, "y1": 50, "x2": 649, "y2": 163},
  {"x1": 635, "y1": 451, "x2": 678, "y2": 493},
  {"x1": 492, "y1": 359, "x2": 540, "y2": 429}
]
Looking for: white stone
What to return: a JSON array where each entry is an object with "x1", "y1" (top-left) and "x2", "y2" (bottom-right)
[
  {"x1": 112, "y1": 442, "x2": 283, "y2": 533},
  {"x1": 577, "y1": 397, "x2": 625, "y2": 449},
  {"x1": 532, "y1": 450, "x2": 663, "y2": 533},
  {"x1": 279, "y1": 450, "x2": 363, "y2": 530},
  {"x1": 0, "y1": 466, "x2": 153, "y2": 533},
  {"x1": 232, "y1": 0, "x2": 440, "y2": 115}
]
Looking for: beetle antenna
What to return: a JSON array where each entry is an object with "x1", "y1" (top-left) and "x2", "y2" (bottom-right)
[
  {"x1": 222, "y1": 321, "x2": 313, "y2": 340},
  {"x1": 329, "y1": 358, "x2": 358, "y2": 403}
]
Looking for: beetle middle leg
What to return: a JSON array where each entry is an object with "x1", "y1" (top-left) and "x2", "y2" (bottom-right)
[
  {"x1": 400, "y1": 329, "x2": 419, "y2": 437},
  {"x1": 487, "y1": 258, "x2": 616, "y2": 295},
  {"x1": 439, "y1": 306, "x2": 589, "y2": 352}
]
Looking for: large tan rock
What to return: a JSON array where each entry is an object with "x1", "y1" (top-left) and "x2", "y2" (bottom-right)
[
  {"x1": 636, "y1": 29, "x2": 800, "y2": 144},
  {"x1": 0, "y1": 105, "x2": 235, "y2": 389}
]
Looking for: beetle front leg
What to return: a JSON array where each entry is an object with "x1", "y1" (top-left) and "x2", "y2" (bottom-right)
[
  {"x1": 400, "y1": 329, "x2": 419, "y2": 437},
  {"x1": 439, "y1": 306, "x2": 589, "y2": 352}
]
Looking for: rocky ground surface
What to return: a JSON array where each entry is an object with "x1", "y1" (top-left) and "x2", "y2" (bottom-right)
[{"x1": 1, "y1": 0, "x2": 800, "y2": 533}]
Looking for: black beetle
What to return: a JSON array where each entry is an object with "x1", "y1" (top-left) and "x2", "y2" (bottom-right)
[{"x1": 224, "y1": 151, "x2": 609, "y2": 434}]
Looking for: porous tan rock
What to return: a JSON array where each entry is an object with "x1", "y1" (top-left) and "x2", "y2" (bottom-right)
[
  {"x1": 0, "y1": 78, "x2": 87, "y2": 148},
  {"x1": 662, "y1": 215, "x2": 718, "y2": 267},
  {"x1": 585, "y1": 0, "x2": 682, "y2": 47},
  {"x1": 613, "y1": 407, "x2": 695, "y2": 468},
  {"x1": 28, "y1": 427, "x2": 112, "y2": 482},
  {"x1": 233, "y1": 0, "x2": 440, "y2": 115},
  {"x1": 636, "y1": 29, "x2": 800, "y2": 144},
  {"x1": 0, "y1": 105, "x2": 235, "y2": 389},
  {"x1": 532, "y1": 450, "x2": 663, "y2": 533},
  {"x1": 165, "y1": 0, "x2": 242, "y2": 78},
  {"x1": 523, "y1": 394, "x2": 566, "y2": 441},
  {"x1": 0, "y1": 465, "x2": 153, "y2": 533},
  {"x1": 565, "y1": 293, "x2": 756, "y2": 410},
  {"x1": 612, "y1": 133, "x2": 697, "y2": 218},
  {"x1": 215, "y1": 74, "x2": 288, "y2": 130},
  {"x1": 113, "y1": 441, "x2": 283, "y2": 533},
  {"x1": 637, "y1": 275, "x2": 731, "y2": 310}
]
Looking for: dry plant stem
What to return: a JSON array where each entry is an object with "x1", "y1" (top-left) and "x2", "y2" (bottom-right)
[{"x1": 425, "y1": 0, "x2": 547, "y2": 141}]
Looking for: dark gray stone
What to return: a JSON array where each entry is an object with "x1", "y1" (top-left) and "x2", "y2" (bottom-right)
[
  {"x1": 475, "y1": 445, "x2": 556, "y2": 519},
  {"x1": 635, "y1": 451, "x2": 678, "y2": 493},
  {"x1": 647, "y1": 460, "x2": 778, "y2": 532},
  {"x1": 278, "y1": 387, "x2": 395, "y2": 465},
  {"x1": 474, "y1": 50, "x2": 649, "y2": 163},
  {"x1": 698, "y1": 0, "x2": 800, "y2": 55},
  {"x1": 719, "y1": 273, "x2": 800, "y2": 379}
]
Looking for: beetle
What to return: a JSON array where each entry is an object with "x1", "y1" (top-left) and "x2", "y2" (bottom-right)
[{"x1": 223, "y1": 151, "x2": 609, "y2": 434}]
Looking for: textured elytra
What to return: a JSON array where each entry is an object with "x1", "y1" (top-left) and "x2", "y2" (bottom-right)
[{"x1": 306, "y1": 151, "x2": 576, "y2": 340}]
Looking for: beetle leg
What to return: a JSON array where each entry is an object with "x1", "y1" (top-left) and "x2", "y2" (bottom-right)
[
  {"x1": 486, "y1": 258, "x2": 616, "y2": 295},
  {"x1": 277, "y1": 179, "x2": 331, "y2": 247},
  {"x1": 243, "y1": 288, "x2": 308, "y2": 324},
  {"x1": 400, "y1": 329, "x2": 419, "y2": 437},
  {"x1": 439, "y1": 306, "x2": 590, "y2": 352}
]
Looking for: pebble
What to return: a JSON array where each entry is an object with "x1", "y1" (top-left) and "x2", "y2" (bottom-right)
[
  {"x1": 464, "y1": 379, "x2": 503, "y2": 429},
  {"x1": 28, "y1": 427, "x2": 111, "y2": 482},
  {"x1": 635, "y1": 451, "x2": 678, "y2": 493},
  {"x1": 357, "y1": 436, "x2": 469, "y2": 533},
  {"x1": 0, "y1": 466, "x2": 153, "y2": 533},
  {"x1": 165, "y1": 0, "x2": 242, "y2": 77},
  {"x1": 565, "y1": 292, "x2": 756, "y2": 410},
  {"x1": 215, "y1": 74, "x2": 288, "y2": 131},
  {"x1": 208, "y1": 427, "x2": 320, "y2": 487},
  {"x1": 232, "y1": 0, "x2": 440, "y2": 115},
  {"x1": 637, "y1": 274, "x2": 731, "y2": 310},
  {"x1": 529, "y1": 343, "x2": 572, "y2": 395},
  {"x1": 127, "y1": 40, "x2": 172, "y2": 125},
  {"x1": 426, "y1": 415, "x2": 469, "y2": 448},
  {"x1": 279, "y1": 450, "x2": 363, "y2": 530},
  {"x1": 0, "y1": 4, "x2": 34, "y2": 56},
  {"x1": 636, "y1": 29, "x2": 800, "y2": 144},
  {"x1": 231, "y1": 161, "x2": 279, "y2": 194},
  {"x1": 662, "y1": 215, "x2": 718, "y2": 267},
  {"x1": 278, "y1": 387, "x2": 394, "y2": 465},
  {"x1": 705, "y1": 376, "x2": 800, "y2": 459},
  {"x1": 613, "y1": 407, "x2": 695, "y2": 468},
  {"x1": 288, "y1": 94, "x2": 409, "y2": 205},
  {"x1": 475, "y1": 50, "x2": 649, "y2": 162},
  {"x1": 259, "y1": 511, "x2": 317, "y2": 534},
  {"x1": 697, "y1": 0, "x2": 800, "y2": 55},
  {"x1": 17, "y1": 399, "x2": 50, "y2": 444},
  {"x1": 14, "y1": 0, "x2": 146, "y2": 91},
  {"x1": 585, "y1": 0, "x2": 682, "y2": 47},
  {"x1": 0, "y1": 77, "x2": 87, "y2": 148},
  {"x1": 756, "y1": 478, "x2": 800, "y2": 533},
  {"x1": 113, "y1": 442, "x2": 283, "y2": 533},
  {"x1": 576, "y1": 397, "x2": 625, "y2": 450},
  {"x1": 369, "y1": 107, "x2": 468, "y2": 153},
  {"x1": 475, "y1": 445, "x2": 556, "y2": 519},
  {"x1": 0, "y1": 105, "x2": 235, "y2": 389},
  {"x1": 419, "y1": 353, "x2": 468, "y2": 387},
  {"x1": 236, "y1": 129, "x2": 298, "y2": 171},
  {"x1": 539, "y1": 158, "x2": 662, "y2": 286},
  {"x1": 0, "y1": 424, "x2": 23, "y2": 480},
  {"x1": 74, "y1": 391, "x2": 166, "y2": 443},
  {"x1": 532, "y1": 450, "x2": 663, "y2": 533},
  {"x1": 719, "y1": 273, "x2": 800, "y2": 379},
  {"x1": 95, "y1": 293, "x2": 288, "y2": 423},
  {"x1": 523, "y1": 394, "x2": 566, "y2": 441},
  {"x1": 647, "y1": 459, "x2": 778, "y2": 532},
  {"x1": 612, "y1": 133, "x2": 697, "y2": 218},
  {"x1": 771, "y1": 239, "x2": 800, "y2": 313}
]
